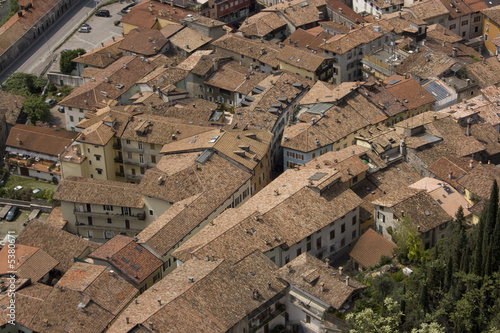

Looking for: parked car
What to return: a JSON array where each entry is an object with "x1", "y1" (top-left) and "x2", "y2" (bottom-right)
[
  {"x1": 81, "y1": 23, "x2": 92, "y2": 30},
  {"x1": 32, "y1": 188, "x2": 41, "y2": 194},
  {"x1": 58, "y1": 106, "x2": 65, "y2": 113},
  {"x1": 13, "y1": 186, "x2": 22, "y2": 191},
  {"x1": 96, "y1": 9, "x2": 110, "y2": 17},
  {"x1": 78, "y1": 26, "x2": 91, "y2": 33},
  {"x1": 121, "y1": 3, "x2": 136, "y2": 14},
  {"x1": 45, "y1": 98, "x2": 56, "y2": 106},
  {"x1": 6, "y1": 206, "x2": 19, "y2": 221}
]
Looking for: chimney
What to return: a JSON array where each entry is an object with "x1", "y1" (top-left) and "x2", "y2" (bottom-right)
[
  {"x1": 339, "y1": 7, "x2": 343, "y2": 13},
  {"x1": 149, "y1": 322, "x2": 154, "y2": 330},
  {"x1": 470, "y1": 160, "x2": 474, "y2": 168},
  {"x1": 157, "y1": 299, "x2": 162, "y2": 306},
  {"x1": 339, "y1": 266, "x2": 343, "y2": 276},
  {"x1": 346, "y1": 276, "x2": 350, "y2": 286},
  {"x1": 325, "y1": 258, "x2": 330, "y2": 268},
  {"x1": 109, "y1": 270, "x2": 115, "y2": 276},
  {"x1": 188, "y1": 277, "x2": 194, "y2": 283},
  {"x1": 14, "y1": 100, "x2": 17, "y2": 108},
  {"x1": 126, "y1": 317, "x2": 130, "y2": 324},
  {"x1": 134, "y1": 299, "x2": 138, "y2": 305},
  {"x1": 112, "y1": 36, "x2": 115, "y2": 42},
  {"x1": 448, "y1": 172, "x2": 452, "y2": 179},
  {"x1": 206, "y1": 254, "x2": 210, "y2": 261},
  {"x1": 320, "y1": 283, "x2": 325, "y2": 292},
  {"x1": 101, "y1": 42, "x2": 104, "y2": 47},
  {"x1": 452, "y1": 47, "x2": 457, "y2": 58},
  {"x1": 287, "y1": 265, "x2": 292, "y2": 273},
  {"x1": 122, "y1": 62, "x2": 127, "y2": 69}
]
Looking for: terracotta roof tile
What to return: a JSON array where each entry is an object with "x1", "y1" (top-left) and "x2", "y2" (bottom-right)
[
  {"x1": 349, "y1": 229, "x2": 396, "y2": 268},
  {"x1": 108, "y1": 251, "x2": 287, "y2": 333},
  {"x1": 6, "y1": 124, "x2": 77, "y2": 157},
  {"x1": 384, "y1": 76, "x2": 436, "y2": 110},
  {"x1": 89, "y1": 236, "x2": 162, "y2": 285},
  {"x1": 169, "y1": 27, "x2": 212, "y2": 53},
  {"x1": 120, "y1": 1, "x2": 196, "y2": 28},
  {"x1": 16, "y1": 220, "x2": 99, "y2": 273},
  {"x1": 54, "y1": 176, "x2": 144, "y2": 208},
  {"x1": 72, "y1": 37, "x2": 125, "y2": 68},
  {"x1": 0, "y1": 244, "x2": 58, "y2": 282},
  {"x1": 277, "y1": 45, "x2": 332, "y2": 72},
  {"x1": 119, "y1": 27, "x2": 169, "y2": 56},
  {"x1": 239, "y1": 12, "x2": 286, "y2": 37}
]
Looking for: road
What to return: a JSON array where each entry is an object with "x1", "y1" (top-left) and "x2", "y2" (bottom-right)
[{"x1": 0, "y1": 0, "x2": 101, "y2": 84}]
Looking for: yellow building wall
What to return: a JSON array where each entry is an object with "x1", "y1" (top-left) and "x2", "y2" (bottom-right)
[
  {"x1": 278, "y1": 61, "x2": 318, "y2": 82},
  {"x1": 81, "y1": 141, "x2": 115, "y2": 181},
  {"x1": 137, "y1": 267, "x2": 162, "y2": 293},
  {"x1": 61, "y1": 159, "x2": 89, "y2": 179},
  {"x1": 484, "y1": 17, "x2": 500, "y2": 56},
  {"x1": 252, "y1": 152, "x2": 272, "y2": 195}
]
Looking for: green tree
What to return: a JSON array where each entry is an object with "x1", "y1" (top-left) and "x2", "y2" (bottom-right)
[
  {"x1": 483, "y1": 181, "x2": 498, "y2": 267},
  {"x1": 23, "y1": 96, "x2": 50, "y2": 123},
  {"x1": 393, "y1": 216, "x2": 428, "y2": 263},
  {"x1": 347, "y1": 297, "x2": 402, "y2": 333},
  {"x1": 60, "y1": 48, "x2": 86, "y2": 73},
  {"x1": 1, "y1": 72, "x2": 47, "y2": 96},
  {"x1": 411, "y1": 322, "x2": 445, "y2": 333}
]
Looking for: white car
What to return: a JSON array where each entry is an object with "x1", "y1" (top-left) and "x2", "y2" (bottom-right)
[{"x1": 14, "y1": 186, "x2": 23, "y2": 191}]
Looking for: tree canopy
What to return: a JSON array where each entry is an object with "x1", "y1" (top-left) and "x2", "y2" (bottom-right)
[
  {"x1": 60, "y1": 48, "x2": 86, "y2": 73},
  {"x1": 23, "y1": 96, "x2": 50, "y2": 123},
  {"x1": 1, "y1": 72, "x2": 47, "y2": 97}
]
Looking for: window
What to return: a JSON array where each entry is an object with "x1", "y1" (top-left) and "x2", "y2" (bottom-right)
[
  {"x1": 341, "y1": 223, "x2": 345, "y2": 233},
  {"x1": 125, "y1": 220, "x2": 130, "y2": 229},
  {"x1": 461, "y1": 20, "x2": 468, "y2": 26},
  {"x1": 138, "y1": 142, "x2": 143, "y2": 150},
  {"x1": 107, "y1": 218, "x2": 112, "y2": 224},
  {"x1": 352, "y1": 230, "x2": 357, "y2": 239},
  {"x1": 103, "y1": 205, "x2": 113, "y2": 211},
  {"x1": 352, "y1": 215, "x2": 357, "y2": 225},
  {"x1": 87, "y1": 216, "x2": 93, "y2": 225},
  {"x1": 151, "y1": 155, "x2": 156, "y2": 163},
  {"x1": 341, "y1": 237, "x2": 345, "y2": 247},
  {"x1": 485, "y1": 34, "x2": 489, "y2": 41},
  {"x1": 316, "y1": 237, "x2": 322, "y2": 249},
  {"x1": 486, "y1": 23, "x2": 490, "y2": 32},
  {"x1": 296, "y1": 248, "x2": 302, "y2": 256},
  {"x1": 378, "y1": 211, "x2": 385, "y2": 222},
  {"x1": 70, "y1": 115, "x2": 74, "y2": 122},
  {"x1": 153, "y1": 272, "x2": 160, "y2": 283},
  {"x1": 149, "y1": 209, "x2": 154, "y2": 216},
  {"x1": 425, "y1": 231, "x2": 430, "y2": 239},
  {"x1": 95, "y1": 155, "x2": 101, "y2": 161},
  {"x1": 150, "y1": 143, "x2": 155, "y2": 149},
  {"x1": 330, "y1": 230, "x2": 335, "y2": 239},
  {"x1": 139, "y1": 285, "x2": 146, "y2": 293},
  {"x1": 449, "y1": 24, "x2": 456, "y2": 30},
  {"x1": 306, "y1": 315, "x2": 311, "y2": 324},
  {"x1": 96, "y1": 168, "x2": 102, "y2": 175},
  {"x1": 307, "y1": 241, "x2": 311, "y2": 251},
  {"x1": 164, "y1": 258, "x2": 171, "y2": 270},
  {"x1": 126, "y1": 139, "x2": 131, "y2": 144},
  {"x1": 127, "y1": 152, "x2": 132, "y2": 159},
  {"x1": 79, "y1": 108, "x2": 84, "y2": 113},
  {"x1": 89, "y1": 160, "x2": 92, "y2": 165},
  {"x1": 68, "y1": 107, "x2": 73, "y2": 111},
  {"x1": 139, "y1": 154, "x2": 144, "y2": 164},
  {"x1": 474, "y1": 15, "x2": 481, "y2": 22}
]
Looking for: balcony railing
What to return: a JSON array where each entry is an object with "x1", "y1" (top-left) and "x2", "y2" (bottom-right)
[
  {"x1": 114, "y1": 157, "x2": 123, "y2": 163},
  {"x1": 121, "y1": 146, "x2": 144, "y2": 153},
  {"x1": 73, "y1": 209, "x2": 145, "y2": 220},
  {"x1": 250, "y1": 304, "x2": 286, "y2": 333},
  {"x1": 112, "y1": 143, "x2": 122, "y2": 150},
  {"x1": 75, "y1": 223, "x2": 143, "y2": 233},
  {"x1": 115, "y1": 171, "x2": 125, "y2": 177},
  {"x1": 123, "y1": 158, "x2": 148, "y2": 167}
]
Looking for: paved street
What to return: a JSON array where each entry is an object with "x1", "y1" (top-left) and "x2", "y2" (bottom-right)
[{"x1": 0, "y1": 0, "x2": 127, "y2": 83}]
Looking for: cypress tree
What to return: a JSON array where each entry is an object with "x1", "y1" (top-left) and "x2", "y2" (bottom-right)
[
  {"x1": 444, "y1": 257, "x2": 453, "y2": 293},
  {"x1": 488, "y1": 207, "x2": 500, "y2": 274},
  {"x1": 473, "y1": 202, "x2": 488, "y2": 276},
  {"x1": 482, "y1": 181, "x2": 498, "y2": 268},
  {"x1": 453, "y1": 207, "x2": 466, "y2": 271}
]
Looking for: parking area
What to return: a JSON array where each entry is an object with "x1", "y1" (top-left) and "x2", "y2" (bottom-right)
[
  {"x1": 47, "y1": 1, "x2": 127, "y2": 73},
  {"x1": 0, "y1": 208, "x2": 49, "y2": 237}
]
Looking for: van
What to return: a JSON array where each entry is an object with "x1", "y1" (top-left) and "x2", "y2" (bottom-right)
[
  {"x1": 6, "y1": 206, "x2": 19, "y2": 221},
  {"x1": 96, "y1": 9, "x2": 110, "y2": 17}
]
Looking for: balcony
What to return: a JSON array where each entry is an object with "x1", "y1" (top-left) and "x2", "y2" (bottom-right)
[
  {"x1": 125, "y1": 173, "x2": 144, "y2": 181},
  {"x1": 250, "y1": 304, "x2": 286, "y2": 333},
  {"x1": 73, "y1": 209, "x2": 145, "y2": 220},
  {"x1": 123, "y1": 158, "x2": 148, "y2": 167},
  {"x1": 114, "y1": 156, "x2": 123, "y2": 163},
  {"x1": 122, "y1": 145, "x2": 143, "y2": 153},
  {"x1": 115, "y1": 171, "x2": 125, "y2": 177},
  {"x1": 112, "y1": 143, "x2": 122, "y2": 150},
  {"x1": 75, "y1": 223, "x2": 143, "y2": 234}
]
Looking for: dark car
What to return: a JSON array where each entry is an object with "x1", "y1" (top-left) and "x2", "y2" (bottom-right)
[
  {"x1": 58, "y1": 106, "x2": 65, "y2": 113},
  {"x1": 96, "y1": 9, "x2": 110, "y2": 17},
  {"x1": 6, "y1": 206, "x2": 18, "y2": 222}
]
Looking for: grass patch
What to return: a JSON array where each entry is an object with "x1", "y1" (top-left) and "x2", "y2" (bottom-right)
[{"x1": 3, "y1": 174, "x2": 57, "y2": 192}]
